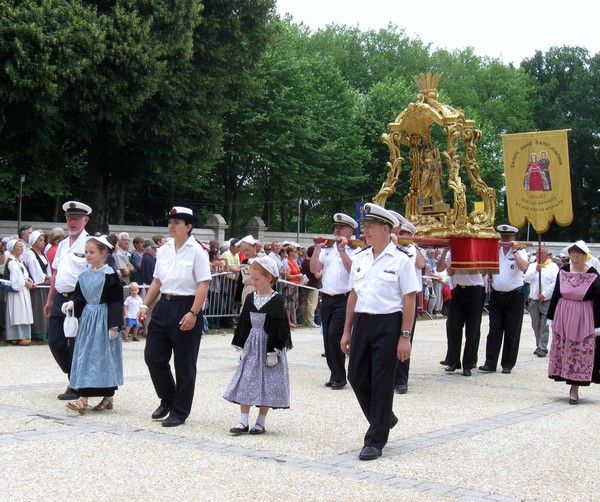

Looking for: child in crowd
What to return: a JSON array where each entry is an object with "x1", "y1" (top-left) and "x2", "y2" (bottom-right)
[
  {"x1": 63, "y1": 235, "x2": 124, "y2": 413},
  {"x1": 123, "y1": 282, "x2": 143, "y2": 341},
  {"x1": 223, "y1": 256, "x2": 293, "y2": 435}
]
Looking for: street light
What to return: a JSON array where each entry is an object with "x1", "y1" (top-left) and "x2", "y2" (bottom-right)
[{"x1": 17, "y1": 174, "x2": 25, "y2": 232}]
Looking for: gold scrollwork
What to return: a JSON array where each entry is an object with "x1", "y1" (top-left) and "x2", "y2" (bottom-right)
[{"x1": 374, "y1": 72, "x2": 498, "y2": 239}]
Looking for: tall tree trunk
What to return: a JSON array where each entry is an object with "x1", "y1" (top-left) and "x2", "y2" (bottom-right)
[{"x1": 86, "y1": 127, "x2": 109, "y2": 234}]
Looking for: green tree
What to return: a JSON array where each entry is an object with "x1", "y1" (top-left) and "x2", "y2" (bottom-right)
[{"x1": 521, "y1": 46, "x2": 600, "y2": 241}]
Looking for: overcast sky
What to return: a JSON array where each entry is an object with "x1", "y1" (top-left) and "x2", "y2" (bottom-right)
[{"x1": 276, "y1": 0, "x2": 599, "y2": 65}]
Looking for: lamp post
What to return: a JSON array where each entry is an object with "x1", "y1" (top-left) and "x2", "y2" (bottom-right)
[{"x1": 17, "y1": 174, "x2": 25, "y2": 232}]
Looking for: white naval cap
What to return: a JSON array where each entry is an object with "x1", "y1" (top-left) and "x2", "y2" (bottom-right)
[
  {"x1": 333, "y1": 213, "x2": 358, "y2": 229},
  {"x1": 236, "y1": 234, "x2": 257, "y2": 247},
  {"x1": 497, "y1": 224, "x2": 519, "y2": 235},
  {"x1": 388, "y1": 210, "x2": 406, "y2": 228},
  {"x1": 62, "y1": 200, "x2": 92, "y2": 217},
  {"x1": 361, "y1": 203, "x2": 399, "y2": 228},
  {"x1": 166, "y1": 206, "x2": 197, "y2": 224},
  {"x1": 400, "y1": 221, "x2": 417, "y2": 235}
]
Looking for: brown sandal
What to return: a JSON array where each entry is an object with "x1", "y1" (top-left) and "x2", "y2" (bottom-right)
[
  {"x1": 92, "y1": 397, "x2": 114, "y2": 411},
  {"x1": 66, "y1": 398, "x2": 89, "y2": 415}
]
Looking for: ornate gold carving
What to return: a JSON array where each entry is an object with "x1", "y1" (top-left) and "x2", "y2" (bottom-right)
[{"x1": 373, "y1": 72, "x2": 498, "y2": 239}]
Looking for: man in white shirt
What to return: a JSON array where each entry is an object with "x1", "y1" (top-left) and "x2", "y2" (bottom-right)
[
  {"x1": 480, "y1": 225, "x2": 529, "y2": 374},
  {"x1": 311, "y1": 212, "x2": 360, "y2": 389},
  {"x1": 341, "y1": 203, "x2": 419, "y2": 461},
  {"x1": 389, "y1": 212, "x2": 425, "y2": 394},
  {"x1": 523, "y1": 246, "x2": 559, "y2": 357},
  {"x1": 437, "y1": 248, "x2": 486, "y2": 376},
  {"x1": 43, "y1": 201, "x2": 91, "y2": 400}
]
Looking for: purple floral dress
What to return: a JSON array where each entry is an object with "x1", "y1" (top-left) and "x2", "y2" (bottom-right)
[{"x1": 547, "y1": 266, "x2": 600, "y2": 385}]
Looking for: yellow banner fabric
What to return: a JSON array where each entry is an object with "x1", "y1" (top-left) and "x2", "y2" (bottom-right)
[{"x1": 501, "y1": 129, "x2": 572, "y2": 233}]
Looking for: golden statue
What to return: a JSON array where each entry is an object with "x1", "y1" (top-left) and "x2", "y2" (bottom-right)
[{"x1": 373, "y1": 72, "x2": 498, "y2": 239}]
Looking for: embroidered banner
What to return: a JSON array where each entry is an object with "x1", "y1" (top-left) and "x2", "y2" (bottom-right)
[{"x1": 501, "y1": 130, "x2": 572, "y2": 232}]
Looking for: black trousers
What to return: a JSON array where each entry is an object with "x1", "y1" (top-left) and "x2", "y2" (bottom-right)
[
  {"x1": 144, "y1": 296, "x2": 203, "y2": 421},
  {"x1": 348, "y1": 312, "x2": 401, "y2": 450},
  {"x1": 394, "y1": 304, "x2": 418, "y2": 387},
  {"x1": 445, "y1": 286, "x2": 485, "y2": 369},
  {"x1": 321, "y1": 293, "x2": 349, "y2": 382},
  {"x1": 484, "y1": 288, "x2": 525, "y2": 370},
  {"x1": 48, "y1": 293, "x2": 77, "y2": 378}
]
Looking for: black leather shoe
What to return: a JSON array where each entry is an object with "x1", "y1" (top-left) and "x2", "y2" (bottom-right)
[
  {"x1": 151, "y1": 405, "x2": 172, "y2": 420},
  {"x1": 330, "y1": 380, "x2": 347, "y2": 389},
  {"x1": 162, "y1": 414, "x2": 185, "y2": 427},
  {"x1": 249, "y1": 424, "x2": 265, "y2": 435},
  {"x1": 537, "y1": 352, "x2": 547, "y2": 358},
  {"x1": 395, "y1": 384, "x2": 408, "y2": 394},
  {"x1": 359, "y1": 445, "x2": 382, "y2": 460},
  {"x1": 390, "y1": 415, "x2": 399, "y2": 429},
  {"x1": 439, "y1": 360, "x2": 449, "y2": 366},
  {"x1": 501, "y1": 368, "x2": 512, "y2": 374},
  {"x1": 569, "y1": 398, "x2": 578, "y2": 405},
  {"x1": 462, "y1": 368, "x2": 472, "y2": 376},
  {"x1": 57, "y1": 387, "x2": 79, "y2": 401},
  {"x1": 445, "y1": 363, "x2": 460, "y2": 372},
  {"x1": 229, "y1": 424, "x2": 249, "y2": 435},
  {"x1": 479, "y1": 365, "x2": 496, "y2": 372},
  {"x1": 324, "y1": 381, "x2": 333, "y2": 387}
]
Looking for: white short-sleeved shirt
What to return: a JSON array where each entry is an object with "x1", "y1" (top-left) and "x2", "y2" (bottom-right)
[
  {"x1": 153, "y1": 236, "x2": 211, "y2": 295},
  {"x1": 491, "y1": 248, "x2": 527, "y2": 292},
  {"x1": 124, "y1": 295, "x2": 143, "y2": 319},
  {"x1": 444, "y1": 252, "x2": 485, "y2": 287},
  {"x1": 319, "y1": 245, "x2": 360, "y2": 295},
  {"x1": 52, "y1": 231, "x2": 88, "y2": 294},
  {"x1": 400, "y1": 243, "x2": 423, "y2": 286},
  {"x1": 349, "y1": 241, "x2": 420, "y2": 314},
  {"x1": 523, "y1": 261, "x2": 559, "y2": 300}
]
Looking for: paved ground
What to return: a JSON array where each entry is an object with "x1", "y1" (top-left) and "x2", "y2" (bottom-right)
[{"x1": 1, "y1": 314, "x2": 599, "y2": 501}]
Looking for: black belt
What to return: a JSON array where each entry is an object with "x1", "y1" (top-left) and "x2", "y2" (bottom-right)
[
  {"x1": 162, "y1": 294, "x2": 195, "y2": 301},
  {"x1": 492, "y1": 287, "x2": 523, "y2": 296},
  {"x1": 59, "y1": 292, "x2": 75, "y2": 298},
  {"x1": 321, "y1": 292, "x2": 349, "y2": 298},
  {"x1": 456, "y1": 285, "x2": 483, "y2": 289}
]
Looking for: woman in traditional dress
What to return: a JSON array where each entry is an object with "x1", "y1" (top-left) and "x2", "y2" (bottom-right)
[
  {"x1": 23, "y1": 230, "x2": 51, "y2": 340},
  {"x1": 224, "y1": 257, "x2": 292, "y2": 435},
  {"x1": 62, "y1": 235, "x2": 124, "y2": 414},
  {"x1": 3, "y1": 240, "x2": 34, "y2": 345},
  {"x1": 547, "y1": 240, "x2": 600, "y2": 404}
]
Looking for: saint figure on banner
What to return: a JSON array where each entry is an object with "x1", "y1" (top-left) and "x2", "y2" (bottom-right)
[{"x1": 524, "y1": 152, "x2": 551, "y2": 191}]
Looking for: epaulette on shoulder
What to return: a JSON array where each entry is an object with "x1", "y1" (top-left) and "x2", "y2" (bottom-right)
[
  {"x1": 396, "y1": 246, "x2": 411, "y2": 257},
  {"x1": 356, "y1": 245, "x2": 371, "y2": 254}
]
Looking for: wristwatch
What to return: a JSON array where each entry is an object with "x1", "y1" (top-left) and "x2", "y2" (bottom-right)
[
  {"x1": 189, "y1": 309, "x2": 198, "y2": 317},
  {"x1": 401, "y1": 331, "x2": 411, "y2": 338}
]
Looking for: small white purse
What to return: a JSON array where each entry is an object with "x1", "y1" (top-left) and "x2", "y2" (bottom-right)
[{"x1": 63, "y1": 310, "x2": 79, "y2": 338}]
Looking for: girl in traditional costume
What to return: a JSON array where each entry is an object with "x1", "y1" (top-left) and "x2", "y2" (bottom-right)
[
  {"x1": 63, "y1": 236, "x2": 124, "y2": 413},
  {"x1": 224, "y1": 256, "x2": 292, "y2": 435}
]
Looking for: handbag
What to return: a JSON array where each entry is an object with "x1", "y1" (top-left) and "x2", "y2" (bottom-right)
[{"x1": 63, "y1": 310, "x2": 79, "y2": 338}]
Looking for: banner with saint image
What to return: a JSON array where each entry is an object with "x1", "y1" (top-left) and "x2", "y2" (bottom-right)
[{"x1": 501, "y1": 129, "x2": 572, "y2": 232}]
